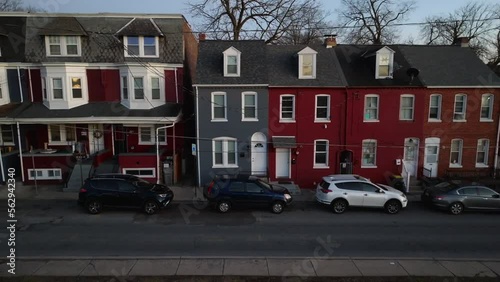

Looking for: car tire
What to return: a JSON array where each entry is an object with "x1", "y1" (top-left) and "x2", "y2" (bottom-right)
[
  {"x1": 217, "y1": 200, "x2": 231, "y2": 213},
  {"x1": 331, "y1": 199, "x2": 348, "y2": 214},
  {"x1": 449, "y1": 202, "x2": 464, "y2": 215},
  {"x1": 271, "y1": 201, "x2": 285, "y2": 214},
  {"x1": 143, "y1": 200, "x2": 159, "y2": 215},
  {"x1": 86, "y1": 199, "x2": 102, "y2": 214},
  {"x1": 385, "y1": 200, "x2": 402, "y2": 214}
]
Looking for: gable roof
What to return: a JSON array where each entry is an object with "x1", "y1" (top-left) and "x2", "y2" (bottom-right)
[
  {"x1": 115, "y1": 18, "x2": 163, "y2": 37},
  {"x1": 399, "y1": 46, "x2": 500, "y2": 87}
]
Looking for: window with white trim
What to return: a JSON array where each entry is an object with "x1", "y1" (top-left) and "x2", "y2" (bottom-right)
[
  {"x1": 52, "y1": 78, "x2": 63, "y2": 99},
  {"x1": 454, "y1": 94, "x2": 467, "y2": 121},
  {"x1": 480, "y1": 94, "x2": 494, "y2": 121},
  {"x1": 400, "y1": 95, "x2": 414, "y2": 120},
  {"x1": 124, "y1": 36, "x2": 159, "y2": 57},
  {"x1": 0, "y1": 125, "x2": 14, "y2": 145},
  {"x1": 450, "y1": 139, "x2": 463, "y2": 167},
  {"x1": 364, "y1": 95, "x2": 379, "y2": 121},
  {"x1": 134, "y1": 77, "x2": 144, "y2": 100},
  {"x1": 223, "y1": 47, "x2": 241, "y2": 77},
  {"x1": 429, "y1": 94, "x2": 441, "y2": 121},
  {"x1": 315, "y1": 95, "x2": 330, "y2": 121},
  {"x1": 48, "y1": 124, "x2": 76, "y2": 144},
  {"x1": 362, "y1": 140, "x2": 377, "y2": 167},
  {"x1": 42, "y1": 78, "x2": 47, "y2": 100},
  {"x1": 139, "y1": 126, "x2": 166, "y2": 145},
  {"x1": 476, "y1": 139, "x2": 489, "y2": 167},
  {"x1": 375, "y1": 47, "x2": 394, "y2": 79},
  {"x1": 151, "y1": 77, "x2": 160, "y2": 100},
  {"x1": 71, "y1": 77, "x2": 82, "y2": 99},
  {"x1": 298, "y1": 47, "x2": 317, "y2": 79},
  {"x1": 242, "y1": 92, "x2": 257, "y2": 121},
  {"x1": 280, "y1": 95, "x2": 295, "y2": 121},
  {"x1": 28, "y1": 169, "x2": 62, "y2": 180},
  {"x1": 45, "y1": 36, "x2": 81, "y2": 56},
  {"x1": 121, "y1": 76, "x2": 128, "y2": 100},
  {"x1": 314, "y1": 140, "x2": 329, "y2": 167},
  {"x1": 122, "y1": 168, "x2": 155, "y2": 178},
  {"x1": 211, "y1": 92, "x2": 227, "y2": 121},
  {"x1": 213, "y1": 138, "x2": 238, "y2": 167}
]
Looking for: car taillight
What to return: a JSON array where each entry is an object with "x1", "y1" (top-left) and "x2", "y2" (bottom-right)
[
  {"x1": 80, "y1": 187, "x2": 87, "y2": 193},
  {"x1": 434, "y1": 196, "x2": 444, "y2": 200},
  {"x1": 320, "y1": 188, "x2": 332, "y2": 193},
  {"x1": 207, "y1": 181, "x2": 214, "y2": 194}
]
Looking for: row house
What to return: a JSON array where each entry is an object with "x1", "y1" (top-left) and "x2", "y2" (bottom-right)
[{"x1": 0, "y1": 13, "x2": 198, "y2": 186}]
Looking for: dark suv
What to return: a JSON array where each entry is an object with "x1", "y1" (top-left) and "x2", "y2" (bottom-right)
[
  {"x1": 78, "y1": 174, "x2": 174, "y2": 215},
  {"x1": 204, "y1": 175, "x2": 293, "y2": 214}
]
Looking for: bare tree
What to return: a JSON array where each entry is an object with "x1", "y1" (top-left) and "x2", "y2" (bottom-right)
[
  {"x1": 336, "y1": 0, "x2": 416, "y2": 44},
  {"x1": 0, "y1": 0, "x2": 44, "y2": 12},
  {"x1": 187, "y1": 0, "x2": 332, "y2": 44}
]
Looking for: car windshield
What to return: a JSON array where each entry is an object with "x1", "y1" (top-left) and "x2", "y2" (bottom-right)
[
  {"x1": 133, "y1": 178, "x2": 153, "y2": 188},
  {"x1": 257, "y1": 180, "x2": 272, "y2": 190}
]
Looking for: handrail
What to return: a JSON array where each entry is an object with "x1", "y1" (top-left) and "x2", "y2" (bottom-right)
[
  {"x1": 401, "y1": 161, "x2": 410, "y2": 193},
  {"x1": 423, "y1": 167, "x2": 432, "y2": 178}
]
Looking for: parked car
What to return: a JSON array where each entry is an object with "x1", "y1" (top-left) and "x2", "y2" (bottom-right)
[
  {"x1": 78, "y1": 174, "x2": 174, "y2": 215},
  {"x1": 423, "y1": 184, "x2": 500, "y2": 215},
  {"x1": 315, "y1": 174, "x2": 408, "y2": 214},
  {"x1": 421, "y1": 180, "x2": 480, "y2": 204},
  {"x1": 204, "y1": 175, "x2": 293, "y2": 214}
]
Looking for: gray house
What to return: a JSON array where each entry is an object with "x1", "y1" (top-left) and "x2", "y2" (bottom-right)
[{"x1": 193, "y1": 40, "x2": 268, "y2": 185}]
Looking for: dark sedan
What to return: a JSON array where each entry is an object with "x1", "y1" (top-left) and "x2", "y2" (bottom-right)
[{"x1": 424, "y1": 185, "x2": 500, "y2": 214}]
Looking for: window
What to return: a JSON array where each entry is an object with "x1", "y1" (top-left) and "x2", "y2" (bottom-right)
[
  {"x1": 361, "y1": 183, "x2": 379, "y2": 193},
  {"x1": 42, "y1": 78, "x2": 47, "y2": 100},
  {"x1": 46, "y1": 36, "x2": 81, "y2": 56},
  {"x1": 476, "y1": 139, "x2": 489, "y2": 167},
  {"x1": 378, "y1": 54, "x2": 390, "y2": 77},
  {"x1": 134, "y1": 77, "x2": 144, "y2": 100},
  {"x1": 362, "y1": 140, "x2": 377, "y2": 167},
  {"x1": 450, "y1": 139, "x2": 463, "y2": 167},
  {"x1": 481, "y1": 94, "x2": 494, "y2": 120},
  {"x1": 315, "y1": 95, "x2": 330, "y2": 121},
  {"x1": 122, "y1": 168, "x2": 155, "y2": 178},
  {"x1": 457, "y1": 187, "x2": 477, "y2": 196},
  {"x1": 52, "y1": 78, "x2": 63, "y2": 99},
  {"x1": 454, "y1": 94, "x2": 467, "y2": 121},
  {"x1": 227, "y1": 56, "x2": 238, "y2": 75},
  {"x1": 119, "y1": 76, "x2": 128, "y2": 100},
  {"x1": 400, "y1": 95, "x2": 414, "y2": 120},
  {"x1": 314, "y1": 140, "x2": 329, "y2": 168},
  {"x1": 364, "y1": 95, "x2": 379, "y2": 121},
  {"x1": 71, "y1": 77, "x2": 82, "y2": 99},
  {"x1": 124, "y1": 36, "x2": 158, "y2": 57},
  {"x1": 336, "y1": 182, "x2": 363, "y2": 191},
  {"x1": 478, "y1": 188, "x2": 498, "y2": 197},
  {"x1": 48, "y1": 124, "x2": 76, "y2": 144},
  {"x1": 0, "y1": 125, "x2": 14, "y2": 145},
  {"x1": 211, "y1": 92, "x2": 227, "y2": 121},
  {"x1": 158, "y1": 128, "x2": 166, "y2": 144},
  {"x1": 302, "y1": 54, "x2": 314, "y2": 77},
  {"x1": 242, "y1": 92, "x2": 257, "y2": 120},
  {"x1": 298, "y1": 47, "x2": 317, "y2": 79},
  {"x1": 223, "y1": 47, "x2": 241, "y2": 77},
  {"x1": 229, "y1": 181, "x2": 245, "y2": 192},
  {"x1": 139, "y1": 126, "x2": 166, "y2": 145},
  {"x1": 375, "y1": 47, "x2": 394, "y2": 79},
  {"x1": 28, "y1": 169, "x2": 62, "y2": 180},
  {"x1": 280, "y1": 95, "x2": 295, "y2": 121},
  {"x1": 429, "y1": 94, "x2": 441, "y2": 120},
  {"x1": 246, "y1": 182, "x2": 263, "y2": 193},
  {"x1": 213, "y1": 138, "x2": 238, "y2": 167},
  {"x1": 151, "y1": 77, "x2": 160, "y2": 100}
]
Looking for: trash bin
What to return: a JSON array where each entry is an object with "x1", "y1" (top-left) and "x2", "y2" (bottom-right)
[
  {"x1": 163, "y1": 157, "x2": 173, "y2": 185},
  {"x1": 389, "y1": 174, "x2": 405, "y2": 193}
]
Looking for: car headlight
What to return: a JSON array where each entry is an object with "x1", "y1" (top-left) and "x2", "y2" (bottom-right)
[
  {"x1": 158, "y1": 194, "x2": 167, "y2": 198},
  {"x1": 284, "y1": 194, "x2": 292, "y2": 200}
]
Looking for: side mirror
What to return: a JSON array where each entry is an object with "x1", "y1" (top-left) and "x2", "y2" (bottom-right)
[{"x1": 378, "y1": 189, "x2": 385, "y2": 194}]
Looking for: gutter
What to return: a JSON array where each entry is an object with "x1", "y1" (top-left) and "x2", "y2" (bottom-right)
[{"x1": 494, "y1": 113, "x2": 500, "y2": 178}]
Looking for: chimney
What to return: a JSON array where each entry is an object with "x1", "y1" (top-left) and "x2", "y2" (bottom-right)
[
  {"x1": 198, "y1": 33, "x2": 206, "y2": 41},
  {"x1": 324, "y1": 34, "x2": 337, "y2": 48},
  {"x1": 453, "y1": 37, "x2": 469, "y2": 48}
]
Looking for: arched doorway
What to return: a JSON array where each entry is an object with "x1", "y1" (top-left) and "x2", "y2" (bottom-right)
[{"x1": 251, "y1": 132, "x2": 267, "y2": 176}]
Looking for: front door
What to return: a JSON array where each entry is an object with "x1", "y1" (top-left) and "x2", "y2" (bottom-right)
[
  {"x1": 276, "y1": 148, "x2": 290, "y2": 179},
  {"x1": 403, "y1": 138, "x2": 419, "y2": 176},
  {"x1": 251, "y1": 132, "x2": 267, "y2": 176},
  {"x1": 424, "y1": 138, "x2": 440, "y2": 178},
  {"x1": 88, "y1": 124, "x2": 105, "y2": 155}
]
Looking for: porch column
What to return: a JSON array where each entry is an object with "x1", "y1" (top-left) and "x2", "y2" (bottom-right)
[{"x1": 17, "y1": 122, "x2": 24, "y2": 182}]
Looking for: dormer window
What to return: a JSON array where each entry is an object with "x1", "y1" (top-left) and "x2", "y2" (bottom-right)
[
  {"x1": 298, "y1": 47, "x2": 317, "y2": 79},
  {"x1": 45, "y1": 36, "x2": 81, "y2": 57},
  {"x1": 223, "y1": 47, "x2": 241, "y2": 77},
  {"x1": 375, "y1": 47, "x2": 395, "y2": 79},
  {"x1": 124, "y1": 36, "x2": 159, "y2": 58},
  {"x1": 120, "y1": 66, "x2": 165, "y2": 109}
]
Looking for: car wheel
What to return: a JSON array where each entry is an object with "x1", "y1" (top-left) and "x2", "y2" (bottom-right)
[
  {"x1": 144, "y1": 200, "x2": 159, "y2": 215},
  {"x1": 86, "y1": 199, "x2": 102, "y2": 214},
  {"x1": 331, "y1": 199, "x2": 348, "y2": 214},
  {"x1": 271, "y1": 201, "x2": 285, "y2": 214},
  {"x1": 449, "y1": 202, "x2": 464, "y2": 215},
  {"x1": 385, "y1": 200, "x2": 402, "y2": 214},
  {"x1": 217, "y1": 200, "x2": 231, "y2": 213}
]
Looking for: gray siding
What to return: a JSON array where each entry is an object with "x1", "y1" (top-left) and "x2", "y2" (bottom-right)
[{"x1": 197, "y1": 87, "x2": 268, "y2": 185}]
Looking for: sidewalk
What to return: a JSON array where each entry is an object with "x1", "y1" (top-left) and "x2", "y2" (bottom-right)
[{"x1": 1, "y1": 257, "x2": 499, "y2": 280}]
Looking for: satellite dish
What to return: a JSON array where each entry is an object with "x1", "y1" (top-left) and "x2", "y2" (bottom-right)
[{"x1": 407, "y1": 68, "x2": 420, "y2": 84}]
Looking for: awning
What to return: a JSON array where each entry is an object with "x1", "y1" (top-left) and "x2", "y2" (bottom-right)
[{"x1": 272, "y1": 137, "x2": 297, "y2": 148}]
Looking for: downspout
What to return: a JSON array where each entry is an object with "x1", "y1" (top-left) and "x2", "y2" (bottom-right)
[
  {"x1": 494, "y1": 113, "x2": 500, "y2": 178},
  {"x1": 174, "y1": 67, "x2": 179, "y2": 103},
  {"x1": 111, "y1": 124, "x2": 115, "y2": 156},
  {"x1": 195, "y1": 86, "x2": 201, "y2": 187},
  {"x1": 156, "y1": 122, "x2": 177, "y2": 184},
  {"x1": 28, "y1": 67, "x2": 33, "y2": 102},
  {"x1": 0, "y1": 146, "x2": 5, "y2": 182},
  {"x1": 17, "y1": 122, "x2": 24, "y2": 182},
  {"x1": 17, "y1": 67, "x2": 23, "y2": 103},
  {"x1": 173, "y1": 124, "x2": 176, "y2": 183}
]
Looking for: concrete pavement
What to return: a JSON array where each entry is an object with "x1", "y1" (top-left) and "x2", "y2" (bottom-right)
[{"x1": 1, "y1": 257, "x2": 499, "y2": 279}]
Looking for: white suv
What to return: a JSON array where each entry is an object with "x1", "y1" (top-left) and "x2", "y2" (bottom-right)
[{"x1": 315, "y1": 174, "x2": 407, "y2": 214}]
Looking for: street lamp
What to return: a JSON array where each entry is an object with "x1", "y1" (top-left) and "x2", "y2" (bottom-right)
[{"x1": 156, "y1": 122, "x2": 177, "y2": 184}]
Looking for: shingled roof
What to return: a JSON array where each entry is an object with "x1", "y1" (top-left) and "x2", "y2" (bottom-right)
[{"x1": 115, "y1": 18, "x2": 163, "y2": 37}]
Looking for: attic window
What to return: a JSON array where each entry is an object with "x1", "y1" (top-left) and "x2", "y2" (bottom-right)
[
  {"x1": 223, "y1": 47, "x2": 241, "y2": 77},
  {"x1": 298, "y1": 47, "x2": 317, "y2": 79},
  {"x1": 375, "y1": 47, "x2": 395, "y2": 79},
  {"x1": 124, "y1": 36, "x2": 159, "y2": 58}
]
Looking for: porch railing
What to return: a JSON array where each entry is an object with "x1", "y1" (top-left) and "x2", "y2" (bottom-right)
[
  {"x1": 401, "y1": 161, "x2": 410, "y2": 193},
  {"x1": 423, "y1": 167, "x2": 432, "y2": 178}
]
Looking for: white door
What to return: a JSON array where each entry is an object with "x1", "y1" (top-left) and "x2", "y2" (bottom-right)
[
  {"x1": 251, "y1": 132, "x2": 267, "y2": 176},
  {"x1": 424, "y1": 137, "x2": 440, "y2": 178},
  {"x1": 403, "y1": 138, "x2": 419, "y2": 176},
  {"x1": 88, "y1": 124, "x2": 105, "y2": 155},
  {"x1": 275, "y1": 148, "x2": 290, "y2": 178}
]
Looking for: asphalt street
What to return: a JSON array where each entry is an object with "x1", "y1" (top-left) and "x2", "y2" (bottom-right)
[{"x1": 1, "y1": 199, "x2": 500, "y2": 259}]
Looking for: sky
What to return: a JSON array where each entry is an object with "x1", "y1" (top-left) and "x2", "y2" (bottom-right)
[{"x1": 22, "y1": 0, "x2": 500, "y2": 43}]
